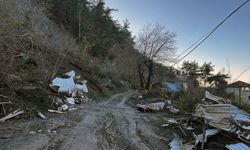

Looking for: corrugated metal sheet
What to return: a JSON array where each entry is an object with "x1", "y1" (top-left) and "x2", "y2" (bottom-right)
[
  {"x1": 195, "y1": 91, "x2": 250, "y2": 143},
  {"x1": 169, "y1": 134, "x2": 193, "y2": 150},
  {"x1": 204, "y1": 91, "x2": 231, "y2": 104},
  {"x1": 225, "y1": 143, "x2": 250, "y2": 150}
]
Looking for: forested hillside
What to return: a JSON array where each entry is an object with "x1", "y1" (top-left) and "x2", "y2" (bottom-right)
[{"x1": 0, "y1": 0, "x2": 177, "y2": 110}]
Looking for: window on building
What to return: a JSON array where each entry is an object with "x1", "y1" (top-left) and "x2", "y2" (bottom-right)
[{"x1": 245, "y1": 87, "x2": 250, "y2": 91}]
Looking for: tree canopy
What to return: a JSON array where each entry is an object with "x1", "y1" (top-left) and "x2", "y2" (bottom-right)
[
  {"x1": 181, "y1": 61, "x2": 229, "y2": 89},
  {"x1": 136, "y1": 24, "x2": 176, "y2": 89},
  {"x1": 137, "y1": 24, "x2": 176, "y2": 63}
]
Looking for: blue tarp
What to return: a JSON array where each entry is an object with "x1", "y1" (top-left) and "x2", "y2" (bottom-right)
[{"x1": 166, "y1": 82, "x2": 178, "y2": 92}]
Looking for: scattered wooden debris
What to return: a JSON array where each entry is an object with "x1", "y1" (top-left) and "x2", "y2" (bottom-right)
[
  {"x1": 0, "y1": 94, "x2": 10, "y2": 99},
  {"x1": 37, "y1": 130, "x2": 42, "y2": 133},
  {"x1": 167, "y1": 105, "x2": 180, "y2": 113},
  {"x1": 29, "y1": 131, "x2": 36, "y2": 135},
  {"x1": 0, "y1": 109, "x2": 24, "y2": 122},
  {"x1": 193, "y1": 129, "x2": 221, "y2": 145},
  {"x1": 136, "y1": 102, "x2": 165, "y2": 112},
  {"x1": 167, "y1": 118, "x2": 178, "y2": 124},
  {"x1": 48, "y1": 109, "x2": 65, "y2": 114},
  {"x1": 195, "y1": 91, "x2": 250, "y2": 143},
  {"x1": 0, "y1": 101, "x2": 13, "y2": 116},
  {"x1": 37, "y1": 111, "x2": 47, "y2": 119},
  {"x1": 165, "y1": 91, "x2": 250, "y2": 149},
  {"x1": 49, "y1": 70, "x2": 90, "y2": 113},
  {"x1": 178, "y1": 125, "x2": 187, "y2": 137},
  {"x1": 162, "y1": 124, "x2": 169, "y2": 127},
  {"x1": 169, "y1": 134, "x2": 193, "y2": 150}
]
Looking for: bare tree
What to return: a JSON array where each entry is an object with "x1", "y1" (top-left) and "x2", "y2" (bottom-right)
[{"x1": 136, "y1": 24, "x2": 176, "y2": 89}]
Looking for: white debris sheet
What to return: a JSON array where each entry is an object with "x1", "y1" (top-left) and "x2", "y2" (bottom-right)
[
  {"x1": 169, "y1": 134, "x2": 193, "y2": 150},
  {"x1": 193, "y1": 129, "x2": 220, "y2": 145},
  {"x1": 225, "y1": 143, "x2": 250, "y2": 150},
  {"x1": 50, "y1": 70, "x2": 88, "y2": 94},
  {"x1": 49, "y1": 70, "x2": 90, "y2": 113}
]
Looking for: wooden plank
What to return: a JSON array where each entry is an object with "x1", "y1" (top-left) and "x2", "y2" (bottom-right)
[
  {"x1": 37, "y1": 111, "x2": 47, "y2": 119},
  {"x1": 0, "y1": 110, "x2": 24, "y2": 122},
  {"x1": 48, "y1": 109, "x2": 65, "y2": 114}
]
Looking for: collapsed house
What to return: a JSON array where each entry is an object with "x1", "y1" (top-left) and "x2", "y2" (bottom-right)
[
  {"x1": 195, "y1": 91, "x2": 250, "y2": 144},
  {"x1": 225, "y1": 80, "x2": 250, "y2": 104},
  {"x1": 168, "y1": 91, "x2": 250, "y2": 149}
]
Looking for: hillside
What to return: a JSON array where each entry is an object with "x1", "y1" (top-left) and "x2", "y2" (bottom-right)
[
  {"x1": 0, "y1": 0, "x2": 116, "y2": 112},
  {"x1": 1, "y1": 1, "x2": 250, "y2": 149},
  {"x1": 0, "y1": 0, "x2": 177, "y2": 112}
]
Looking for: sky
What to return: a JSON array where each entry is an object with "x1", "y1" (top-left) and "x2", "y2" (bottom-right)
[{"x1": 105, "y1": 0, "x2": 250, "y2": 83}]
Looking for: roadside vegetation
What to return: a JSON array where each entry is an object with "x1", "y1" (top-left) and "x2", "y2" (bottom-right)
[{"x1": 172, "y1": 61, "x2": 229, "y2": 113}]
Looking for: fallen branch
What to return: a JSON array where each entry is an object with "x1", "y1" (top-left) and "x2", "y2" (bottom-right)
[
  {"x1": 48, "y1": 109, "x2": 65, "y2": 114},
  {"x1": 11, "y1": 33, "x2": 30, "y2": 38},
  {"x1": 37, "y1": 110, "x2": 47, "y2": 119},
  {"x1": 0, "y1": 102, "x2": 12, "y2": 116},
  {"x1": 29, "y1": 106, "x2": 37, "y2": 118},
  {"x1": 1, "y1": 72, "x2": 25, "y2": 83},
  {"x1": 0, "y1": 101, "x2": 12, "y2": 105},
  {"x1": 1, "y1": 72, "x2": 21, "y2": 79},
  {"x1": 0, "y1": 109, "x2": 24, "y2": 122},
  {"x1": 0, "y1": 94, "x2": 10, "y2": 99},
  {"x1": 178, "y1": 125, "x2": 187, "y2": 137}
]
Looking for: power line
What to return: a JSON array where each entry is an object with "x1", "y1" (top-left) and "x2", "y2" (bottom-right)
[
  {"x1": 171, "y1": 0, "x2": 250, "y2": 67},
  {"x1": 232, "y1": 66, "x2": 250, "y2": 82},
  {"x1": 175, "y1": 23, "x2": 218, "y2": 59}
]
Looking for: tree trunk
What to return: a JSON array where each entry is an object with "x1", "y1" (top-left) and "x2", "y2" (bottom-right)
[
  {"x1": 145, "y1": 60, "x2": 153, "y2": 90},
  {"x1": 138, "y1": 64, "x2": 145, "y2": 89},
  {"x1": 78, "y1": 9, "x2": 81, "y2": 40}
]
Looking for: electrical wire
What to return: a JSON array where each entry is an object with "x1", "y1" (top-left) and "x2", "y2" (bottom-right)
[
  {"x1": 171, "y1": 0, "x2": 250, "y2": 67},
  {"x1": 232, "y1": 67, "x2": 250, "y2": 82}
]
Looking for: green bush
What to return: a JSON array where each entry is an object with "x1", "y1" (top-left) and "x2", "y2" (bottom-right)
[{"x1": 172, "y1": 91, "x2": 202, "y2": 113}]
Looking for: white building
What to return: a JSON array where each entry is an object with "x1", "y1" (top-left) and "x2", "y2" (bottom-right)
[{"x1": 225, "y1": 81, "x2": 250, "y2": 104}]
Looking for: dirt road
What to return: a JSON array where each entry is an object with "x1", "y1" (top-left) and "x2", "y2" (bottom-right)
[{"x1": 1, "y1": 91, "x2": 173, "y2": 150}]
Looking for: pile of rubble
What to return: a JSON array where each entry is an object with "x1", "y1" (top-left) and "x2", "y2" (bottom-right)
[
  {"x1": 168, "y1": 91, "x2": 250, "y2": 149},
  {"x1": 136, "y1": 99, "x2": 179, "y2": 113},
  {"x1": 49, "y1": 70, "x2": 91, "y2": 113},
  {"x1": 195, "y1": 91, "x2": 250, "y2": 143},
  {"x1": 136, "y1": 101, "x2": 165, "y2": 112},
  {"x1": 0, "y1": 70, "x2": 90, "y2": 123}
]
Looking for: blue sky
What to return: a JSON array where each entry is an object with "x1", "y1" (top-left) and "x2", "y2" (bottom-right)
[{"x1": 106, "y1": 0, "x2": 250, "y2": 83}]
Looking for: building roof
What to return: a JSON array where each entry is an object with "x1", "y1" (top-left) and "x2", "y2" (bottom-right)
[{"x1": 227, "y1": 81, "x2": 250, "y2": 88}]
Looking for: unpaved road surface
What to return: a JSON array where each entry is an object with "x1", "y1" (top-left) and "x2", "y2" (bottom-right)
[{"x1": 0, "y1": 91, "x2": 176, "y2": 150}]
